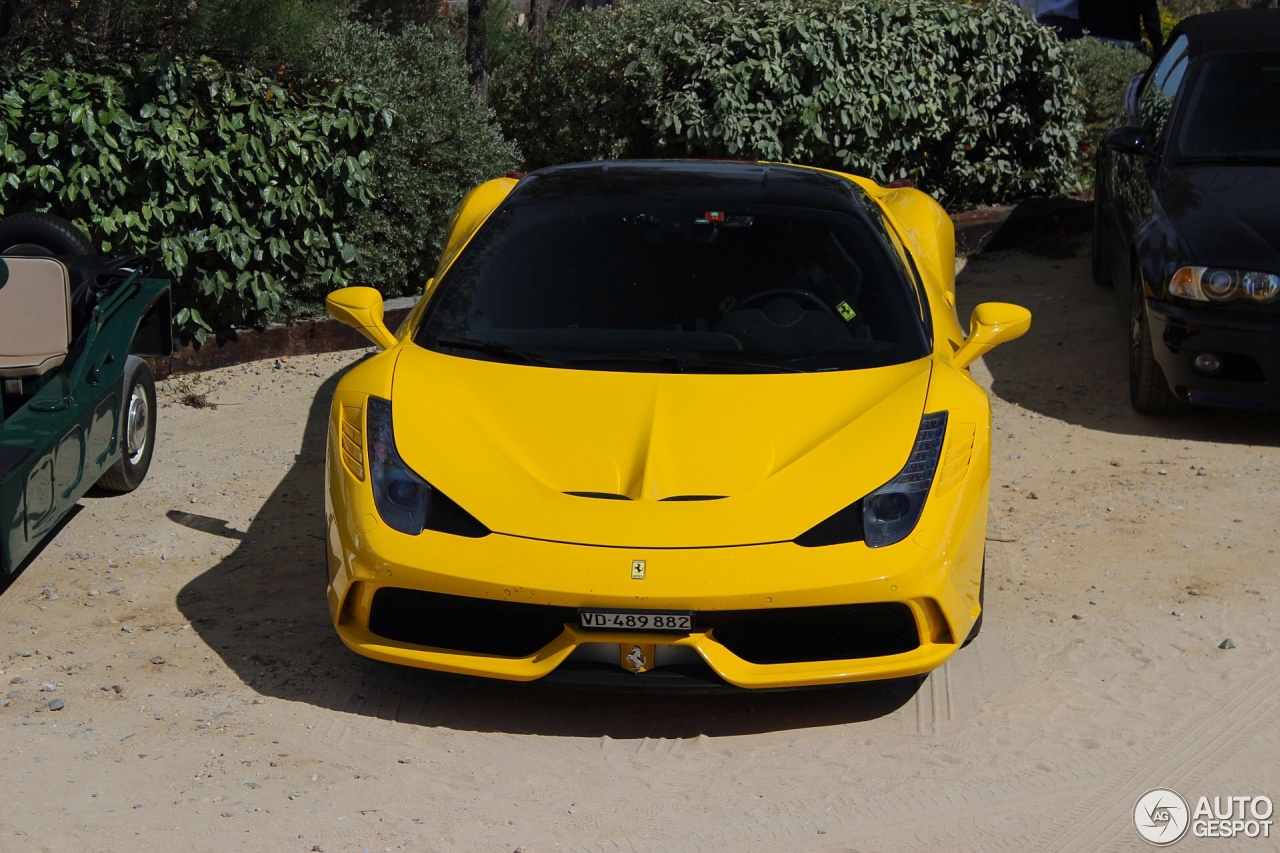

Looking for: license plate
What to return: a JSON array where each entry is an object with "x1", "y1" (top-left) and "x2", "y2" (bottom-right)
[{"x1": 579, "y1": 609, "x2": 693, "y2": 632}]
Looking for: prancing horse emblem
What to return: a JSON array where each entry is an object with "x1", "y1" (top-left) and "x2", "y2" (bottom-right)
[
  {"x1": 625, "y1": 645, "x2": 647, "y2": 672},
  {"x1": 631, "y1": 559, "x2": 646, "y2": 580}
]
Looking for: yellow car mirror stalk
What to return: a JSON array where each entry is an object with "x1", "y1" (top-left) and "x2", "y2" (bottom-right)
[
  {"x1": 952, "y1": 302, "x2": 1032, "y2": 370},
  {"x1": 327, "y1": 286, "x2": 398, "y2": 350}
]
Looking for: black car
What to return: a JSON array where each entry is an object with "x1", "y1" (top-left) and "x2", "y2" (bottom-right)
[{"x1": 1093, "y1": 9, "x2": 1280, "y2": 413}]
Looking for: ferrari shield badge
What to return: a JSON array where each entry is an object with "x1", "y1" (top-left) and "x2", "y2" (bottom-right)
[
  {"x1": 623, "y1": 643, "x2": 655, "y2": 674},
  {"x1": 631, "y1": 559, "x2": 646, "y2": 580}
]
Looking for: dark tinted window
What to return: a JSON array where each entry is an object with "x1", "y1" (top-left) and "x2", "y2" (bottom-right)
[
  {"x1": 1174, "y1": 49, "x2": 1280, "y2": 158},
  {"x1": 416, "y1": 196, "x2": 930, "y2": 373},
  {"x1": 1139, "y1": 34, "x2": 1190, "y2": 142}
]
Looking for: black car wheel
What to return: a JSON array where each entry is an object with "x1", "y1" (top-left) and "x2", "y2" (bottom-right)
[
  {"x1": 96, "y1": 356, "x2": 158, "y2": 493},
  {"x1": 0, "y1": 212, "x2": 95, "y2": 256},
  {"x1": 1128, "y1": 272, "x2": 1187, "y2": 414}
]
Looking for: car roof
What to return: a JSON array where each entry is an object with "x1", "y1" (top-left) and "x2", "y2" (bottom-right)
[
  {"x1": 506, "y1": 160, "x2": 866, "y2": 216},
  {"x1": 1173, "y1": 9, "x2": 1280, "y2": 53}
]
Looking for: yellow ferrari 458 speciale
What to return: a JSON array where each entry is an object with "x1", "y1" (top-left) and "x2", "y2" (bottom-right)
[{"x1": 324, "y1": 160, "x2": 1030, "y2": 690}]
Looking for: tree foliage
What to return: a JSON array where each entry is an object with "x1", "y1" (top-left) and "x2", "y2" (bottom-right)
[
  {"x1": 0, "y1": 50, "x2": 381, "y2": 339},
  {"x1": 0, "y1": 0, "x2": 347, "y2": 69},
  {"x1": 490, "y1": 0, "x2": 1087, "y2": 208},
  {"x1": 310, "y1": 20, "x2": 520, "y2": 298}
]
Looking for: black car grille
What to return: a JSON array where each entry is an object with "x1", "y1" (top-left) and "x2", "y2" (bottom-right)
[
  {"x1": 369, "y1": 589, "x2": 575, "y2": 657},
  {"x1": 701, "y1": 603, "x2": 919, "y2": 664},
  {"x1": 368, "y1": 589, "x2": 919, "y2": 665}
]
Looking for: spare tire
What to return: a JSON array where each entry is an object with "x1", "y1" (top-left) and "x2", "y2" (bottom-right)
[
  {"x1": 0, "y1": 211, "x2": 96, "y2": 256},
  {"x1": 0, "y1": 212, "x2": 99, "y2": 338}
]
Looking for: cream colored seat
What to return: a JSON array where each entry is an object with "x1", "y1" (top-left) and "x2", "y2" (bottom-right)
[{"x1": 0, "y1": 256, "x2": 73, "y2": 382}]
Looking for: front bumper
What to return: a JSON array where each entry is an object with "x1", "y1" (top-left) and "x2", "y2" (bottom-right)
[
  {"x1": 1147, "y1": 299, "x2": 1280, "y2": 409},
  {"x1": 325, "y1": 473, "x2": 986, "y2": 691}
]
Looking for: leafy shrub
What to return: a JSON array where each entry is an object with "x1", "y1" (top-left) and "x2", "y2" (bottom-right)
[
  {"x1": 0, "y1": 0, "x2": 345, "y2": 70},
  {"x1": 487, "y1": 0, "x2": 668, "y2": 168},
  {"x1": 310, "y1": 20, "x2": 520, "y2": 299},
  {"x1": 1068, "y1": 37, "x2": 1152, "y2": 151},
  {"x1": 490, "y1": 0, "x2": 1086, "y2": 208},
  {"x1": 0, "y1": 50, "x2": 381, "y2": 340}
]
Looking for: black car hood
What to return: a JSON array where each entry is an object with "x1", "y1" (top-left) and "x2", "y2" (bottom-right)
[{"x1": 1161, "y1": 165, "x2": 1280, "y2": 271}]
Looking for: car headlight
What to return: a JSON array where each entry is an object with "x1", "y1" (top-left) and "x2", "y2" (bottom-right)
[
  {"x1": 1168, "y1": 266, "x2": 1280, "y2": 304},
  {"x1": 366, "y1": 396, "x2": 433, "y2": 534},
  {"x1": 862, "y1": 412, "x2": 947, "y2": 548}
]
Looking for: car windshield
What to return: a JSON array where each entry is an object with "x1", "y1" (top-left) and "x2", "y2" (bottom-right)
[
  {"x1": 415, "y1": 182, "x2": 930, "y2": 374},
  {"x1": 1174, "y1": 49, "x2": 1280, "y2": 161}
]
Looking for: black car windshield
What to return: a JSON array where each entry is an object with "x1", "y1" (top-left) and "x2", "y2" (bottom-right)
[
  {"x1": 415, "y1": 182, "x2": 930, "y2": 374},
  {"x1": 1174, "y1": 49, "x2": 1280, "y2": 161}
]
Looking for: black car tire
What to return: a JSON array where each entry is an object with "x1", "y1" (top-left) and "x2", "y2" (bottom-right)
[
  {"x1": 0, "y1": 212, "x2": 95, "y2": 256},
  {"x1": 1090, "y1": 193, "x2": 1112, "y2": 288},
  {"x1": 1129, "y1": 274, "x2": 1188, "y2": 415},
  {"x1": 96, "y1": 356, "x2": 158, "y2": 493}
]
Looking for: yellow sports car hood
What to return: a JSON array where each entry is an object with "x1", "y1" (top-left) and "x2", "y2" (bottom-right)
[{"x1": 390, "y1": 347, "x2": 933, "y2": 548}]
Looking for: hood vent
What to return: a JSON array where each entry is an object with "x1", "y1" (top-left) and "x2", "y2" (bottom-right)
[{"x1": 564, "y1": 491, "x2": 726, "y2": 502}]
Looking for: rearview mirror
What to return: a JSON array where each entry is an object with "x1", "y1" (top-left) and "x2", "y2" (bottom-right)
[
  {"x1": 953, "y1": 302, "x2": 1031, "y2": 369},
  {"x1": 327, "y1": 286, "x2": 398, "y2": 350}
]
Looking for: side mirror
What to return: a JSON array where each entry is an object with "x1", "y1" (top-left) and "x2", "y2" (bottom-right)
[
  {"x1": 953, "y1": 302, "x2": 1031, "y2": 369},
  {"x1": 0, "y1": 256, "x2": 7, "y2": 289},
  {"x1": 1103, "y1": 125, "x2": 1155, "y2": 159},
  {"x1": 326, "y1": 286, "x2": 398, "y2": 350}
]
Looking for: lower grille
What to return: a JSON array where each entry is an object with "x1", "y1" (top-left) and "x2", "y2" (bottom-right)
[
  {"x1": 369, "y1": 588, "x2": 574, "y2": 657},
  {"x1": 702, "y1": 603, "x2": 919, "y2": 664},
  {"x1": 367, "y1": 590, "x2": 920, "y2": 665}
]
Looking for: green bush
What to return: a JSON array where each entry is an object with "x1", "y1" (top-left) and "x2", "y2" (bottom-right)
[
  {"x1": 487, "y1": 0, "x2": 670, "y2": 168},
  {"x1": 0, "y1": 50, "x2": 381, "y2": 340},
  {"x1": 0, "y1": 0, "x2": 345, "y2": 70},
  {"x1": 490, "y1": 0, "x2": 1086, "y2": 209},
  {"x1": 1068, "y1": 37, "x2": 1152, "y2": 151},
  {"x1": 310, "y1": 20, "x2": 520, "y2": 299}
]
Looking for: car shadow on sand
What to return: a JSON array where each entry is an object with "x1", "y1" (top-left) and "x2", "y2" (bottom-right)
[
  {"x1": 957, "y1": 247, "x2": 1280, "y2": 447},
  {"x1": 175, "y1": 368, "x2": 922, "y2": 738}
]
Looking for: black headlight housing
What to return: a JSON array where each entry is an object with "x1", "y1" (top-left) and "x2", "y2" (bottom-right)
[
  {"x1": 366, "y1": 396, "x2": 489, "y2": 538},
  {"x1": 795, "y1": 412, "x2": 947, "y2": 549}
]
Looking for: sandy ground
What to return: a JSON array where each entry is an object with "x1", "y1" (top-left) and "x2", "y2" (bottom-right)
[{"x1": 1, "y1": 248, "x2": 1277, "y2": 853}]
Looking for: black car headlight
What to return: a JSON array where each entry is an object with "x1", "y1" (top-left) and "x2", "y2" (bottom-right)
[
  {"x1": 1168, "y1": 266, "x2": 1280, "y2": 304},
  {"x1": 367, "y1": 396, "x2": 433, "y2": 534},
  {"x1": 364, "y1": 396, "x2": 491, "y2": 538},
  {"x1": 862, "y1": 412, "x2": 947, "y2": 548}
]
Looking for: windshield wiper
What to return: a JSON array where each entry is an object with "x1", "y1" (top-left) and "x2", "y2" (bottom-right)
[
  {"x1": 563, "y1": 353, "x2": 804, "y2": 373},
  {"x1": 434, "y1": 335, "x2": 562, "y2": 367}
]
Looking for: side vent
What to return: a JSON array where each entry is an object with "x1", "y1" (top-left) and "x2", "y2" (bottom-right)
[
  {"x1": 935, "y1": 423, "x2": 975, "y2": 496},
  {"x1": 340, "y1": 403, "x2": 365, "y2": 481}
]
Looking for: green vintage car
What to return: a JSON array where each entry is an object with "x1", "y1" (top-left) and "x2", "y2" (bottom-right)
[{"x1": 0, "y1": 213, "x2": 172, "y2": 575}]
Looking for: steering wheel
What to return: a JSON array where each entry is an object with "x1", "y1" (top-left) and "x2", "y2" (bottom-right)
[{"x1": 734, "y1": 288, "x2": 840, "y2": 317}]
